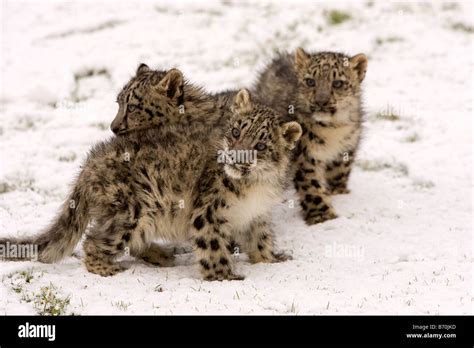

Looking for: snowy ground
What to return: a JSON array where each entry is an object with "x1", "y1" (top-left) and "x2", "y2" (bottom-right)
[{"x1": 0, "y1": 0, "x2": 472, "y2": 315}]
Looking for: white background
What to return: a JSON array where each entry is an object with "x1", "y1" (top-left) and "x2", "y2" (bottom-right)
[{"x1": 0, "y1": 0, "x2": 472, "y2": 314}]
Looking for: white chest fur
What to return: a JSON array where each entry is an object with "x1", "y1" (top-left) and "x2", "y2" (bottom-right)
[
  {"x1": 313, "y1": 124, "x2": 359, "y2": 163},
  {"x1": 223, "y1": 182, "x2": 281, "y2": 232}
]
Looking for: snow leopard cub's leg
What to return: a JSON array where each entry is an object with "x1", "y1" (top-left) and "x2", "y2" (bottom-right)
[
  {"x1": 83, "y1": 217, "x2": 141, "y2": 277},
  {"x1": 293, "y1": 157, "x2": 337, "y2": 225},
  {"x1": 83, "y1": 233, "x2": 125, "y2": 277},
  {"x1": 243, "y1": 216, "x2": 292, "y2": 263},
  {"x1": 192, "y1": 204, "x2": 244, "y2": 281},
  {"x1": 325, "y1": 150, "x2": 355, "y2": 195}
]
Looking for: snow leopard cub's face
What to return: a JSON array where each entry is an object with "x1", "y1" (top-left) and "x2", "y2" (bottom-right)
[
  {"x1": 294, "y1": 48, "x2": 367, "y2": 124},
  {"x1": 111, "y1": 64, "x2": 183, "y2": 135},
  {"x1": 222, "y1": 89, "x2": 302, "y2": 181}
]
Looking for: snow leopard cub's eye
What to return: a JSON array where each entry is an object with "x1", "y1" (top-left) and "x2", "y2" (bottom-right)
[
  {"x1": 332, "y1": 80, "x2": 343, "y2": 89},
  {"x1": 305, "y1": 78, "x2": 315, "y2": 87},
  {"x1": 127, "y1": 105, "x2": 137, "y2": 112},
  {"x1": 255, "y1": 142, "x2": 267, "y2": 151},
  {"x1": 231, "y1": 127, "x2": 240, "y2": 139}
]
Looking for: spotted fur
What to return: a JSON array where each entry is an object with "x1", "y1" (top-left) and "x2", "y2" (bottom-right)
[
  {"x1": 1, "y1": 80, "x2": 301, "y2": 280},
  {"x1": 253, "y1": 48, "x2": 368, "y2": 225},
  {"x1": 110, "y1": 64, "x2": 225, "y2": 135}
]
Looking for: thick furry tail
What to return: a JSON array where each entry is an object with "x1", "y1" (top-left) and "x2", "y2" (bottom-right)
[{"x1": 0, "y1": 186, "x2": 89, "y2": 263}]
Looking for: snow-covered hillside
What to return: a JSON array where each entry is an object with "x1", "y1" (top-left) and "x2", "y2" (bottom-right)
[{"x1": 0, "y1": 0, "x2": 472, "y2": 314}]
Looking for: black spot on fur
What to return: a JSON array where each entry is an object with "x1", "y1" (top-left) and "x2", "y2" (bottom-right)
[
  {"x1": 140, "y1": 167, "x2": 150, "y2": 180},
  {"x1": 139, "y1": 181, "x2": 152, "y2": 193},
  {"x1": 219, "y1": 257, "x2": 228, "y2": 265},
  {"x1": 124, "y1": 221, "x2": 137, "y2": 229},
  {"x1": 193, "y1": 215, "x2": 205, "y2": 230},
  {"x1": 122, "y1": 233, "x2": 131, "y2": 242},
  {"x1": 155, "y1": 201, "x2": 163, "y2": 212},
  {"x1": 206, "y1": 206, "x2": 214, "y2": 224},
  {"x1": 144, "y1": 108, "x2": 154, "y2": 119},
  {"x1": 222, "y1": 177, "x2": 235, "y2": 192},
  {"x1": 226, "y1": 239, "x2": 237, "y2": 253},
  {"x1": 295, "y1": 170, "x2": 304, "y2": 182},
  {"x1": 311, "y1": 179, "x2": 321, "y2": 188},
  {"x1": 195, "y1": 237, "x2": 207, "y2": 249},
  {"x1": 319, "y1": 204, "x2": 329, "y2": 212},
  {"x1": 134, "y1": 204, "x2": 142, "y2": 219},
  {"x1": 200, "y1": 259, "x2": 210, "y2": 270},
  {"x1": 210, "y1": 239, "x2": 219, "y2": 251}
]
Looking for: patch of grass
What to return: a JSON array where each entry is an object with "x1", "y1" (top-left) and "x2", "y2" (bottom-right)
[
  {"x1": 71, "y1": 68, "x2": 111, "y2": 102},
  {"x1": 441, "y1": 2, "x2": 459, "y2": 11},
  {"x1": 356, "y1": 159, "x2": 409, "y2": 176},
  {"x1": 90, "y1": 122, "x2": 108, "y2": 131},
  {"x1": 375, "y1": 36, "x2": 403, "y2": 45},
  {"x1": 33, "y1": 283, "x2": 71, "y2": 316},
  {"x1": 19, "y1": 270, "x2": 34, "y2": 283},
  {"x1": 412, "y1": 178, "x2": 435, "y2": 189},
  {"x1": 14, "y1": 116, "x2": 36, "y2": 130},
  {"x1": 451, "y1": 22, "x2": 474, "y2": 34},
  {"x1": 8, "y1": 269, "x2": 36, "y2": 294},
  {"x1": 442, "y1": 3, "x2": 459, "y2": 11},
  {"x1": 375, "y1": 105, "x2": 401, "y2": 121},
  {"x1": 5, "y1": 177, "x2": 36, "y2": 192},
  {"x1": 58, "y1": 152, "x2": 77, "y2": 162},
  {"x1": 21, "y1": 292, "x2": 33, "y2": 303},
  {"x1": 289, "y1": 300, "x2": 299, "y2": 314},
  {"x1": 402, "y1": 133, "x2": 420, "y2": 143},
  {"x1": 112, "y1": 300, "x2": 131, "y2": 311},
  {"x1": 325, "y1": 10, "x2": 351, "y2": 25},
  {"x1": 0, "y1": 182, "x2": 12, "y2": 194},
  {"x1": 11, "y1": 283, "x2": 23, "y2": 293}
]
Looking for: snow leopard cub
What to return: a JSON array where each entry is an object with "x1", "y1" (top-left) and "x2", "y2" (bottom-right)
[
  {"x1": 253, "y1": 47, "x2": 368, "y2": 225},
  {"x1": 110, "y1": 63, "x2": 226, "y2": 135},
  {"x1": 1, "y1": 73, "x2": 301, "y2": 280}
]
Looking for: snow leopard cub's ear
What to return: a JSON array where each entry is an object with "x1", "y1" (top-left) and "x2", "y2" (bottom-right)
[
  {"x1": 294, "y1": 47, "x2": 311, "y2": 72},
  {"x1": 281, "y1": 121, "x2": 302, "y2": 150},
  {"x1": 136, "y1": 63, "x2": 151, "y2": 75},
  {"x1": 232, "y1": 89, "x2": 252, "y2": 113},
  {"x1": 155, "y1": 68, "x2": 184, "y2": 100},
  {"x1": 349, "y1": 54, "x2": 368, "y2": 83}
]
